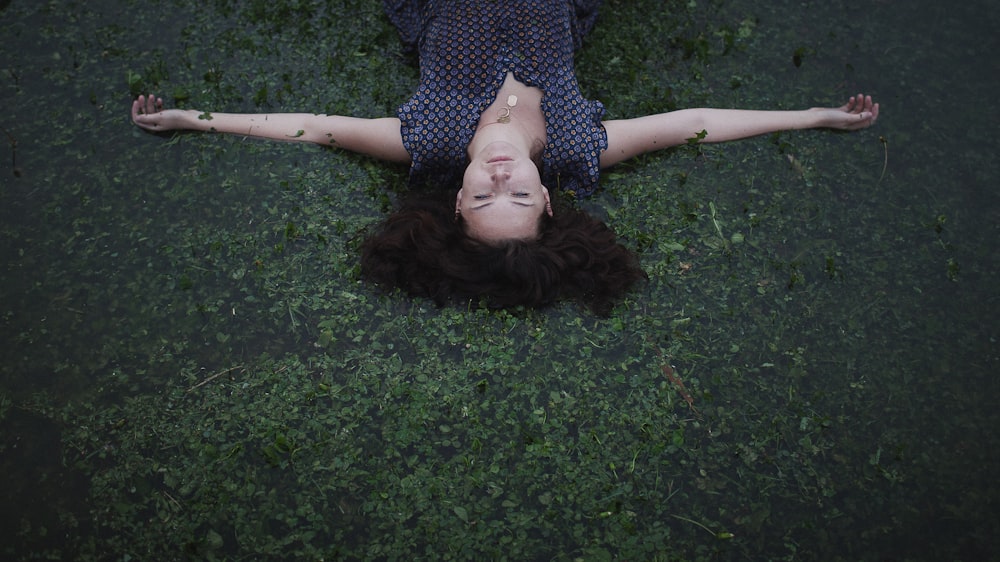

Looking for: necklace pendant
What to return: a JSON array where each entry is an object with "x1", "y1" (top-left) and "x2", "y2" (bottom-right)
[{"x1": 496, "y1": 95, "x2": 518, "y2": 123}]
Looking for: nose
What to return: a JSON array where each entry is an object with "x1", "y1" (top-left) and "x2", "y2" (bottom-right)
[{"x1": 490, "y1": 170, "x2": 512, "y2": 183}]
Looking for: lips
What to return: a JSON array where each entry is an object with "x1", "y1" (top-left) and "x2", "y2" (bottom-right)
[{"x1": 487, "y1": 157, "x2": 513, "y2": 163}]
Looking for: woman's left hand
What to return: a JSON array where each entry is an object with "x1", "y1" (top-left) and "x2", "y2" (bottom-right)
[{"x1": 132, "y1": 94, "x2": 192, "y2": 132}]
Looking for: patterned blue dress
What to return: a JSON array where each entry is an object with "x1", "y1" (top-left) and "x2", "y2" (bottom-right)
[{"x1": 383, "y1": 0, "x2": 607, "y2": 197}]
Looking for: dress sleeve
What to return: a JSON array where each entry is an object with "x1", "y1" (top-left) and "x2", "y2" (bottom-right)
[{"x1": 542, "y1": 98, "x2": 608, "y2": 198}]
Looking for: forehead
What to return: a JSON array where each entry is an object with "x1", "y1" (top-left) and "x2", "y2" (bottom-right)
[{"x1": 463, "y1": 205, "x2": 543, "y2": 241}]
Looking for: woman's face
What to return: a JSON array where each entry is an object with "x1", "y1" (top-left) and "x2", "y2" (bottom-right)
[{"x1": 457, "y1": 141, "x2": 552, "y2": 242}]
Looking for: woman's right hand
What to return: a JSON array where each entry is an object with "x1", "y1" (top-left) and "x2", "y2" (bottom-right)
[
  {"x1": 131, "y1": 94, "x2": 191, "y2": 132},
  {"x1": 811, "y1": 93, "x2": 880, "y2": 131}
]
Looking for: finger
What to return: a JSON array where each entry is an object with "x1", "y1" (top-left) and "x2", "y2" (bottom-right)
[
  {"x1": 132, "y1": 95, "x2": 160, "y2": 129},
  {"x1": 135, "y1": 96, "x2": 153, "y2": 121}
]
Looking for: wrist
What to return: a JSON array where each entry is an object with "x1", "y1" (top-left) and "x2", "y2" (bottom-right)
[{"x1": 805, "y1": 108, "x2": 834, "y2": 129}]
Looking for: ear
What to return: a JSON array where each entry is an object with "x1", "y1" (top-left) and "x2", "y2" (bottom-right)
[
  {"x1": 455, "y1": 188, "x2": 464, "y2": 219},
  {"x1": 542, "y1": 186, "x2": 553, "y2": 217}
]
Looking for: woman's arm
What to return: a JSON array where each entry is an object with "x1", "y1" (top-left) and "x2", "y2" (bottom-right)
[
  {"x1": 601, "y1": 93, "x2": 879, "y2": 168},
  {"x1": 131, "y1": 94, "x2": 411, "y2": 163}
]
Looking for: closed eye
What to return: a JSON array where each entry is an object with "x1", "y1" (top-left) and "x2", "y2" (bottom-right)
[{"x1": 473, "y1": 193, "x2": 529, "y2": 200}]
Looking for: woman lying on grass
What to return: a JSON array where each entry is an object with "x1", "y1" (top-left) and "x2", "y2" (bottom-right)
[{"x1": 132, "y1": 0, "x2": 879, "y2": 315}]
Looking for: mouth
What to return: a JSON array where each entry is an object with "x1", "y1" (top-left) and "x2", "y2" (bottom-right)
[{"x1": 487, "y1": 156, "x2": 513, "y2": 163}]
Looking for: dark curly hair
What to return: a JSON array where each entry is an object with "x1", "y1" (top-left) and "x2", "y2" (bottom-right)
[{"x1": 359, "y1": 188, "x2": 645, "y2": 315}]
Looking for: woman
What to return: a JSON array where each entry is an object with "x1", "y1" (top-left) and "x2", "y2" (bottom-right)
[{"x1": 131, "y1": 0, "x2": 879, "y2": 314}]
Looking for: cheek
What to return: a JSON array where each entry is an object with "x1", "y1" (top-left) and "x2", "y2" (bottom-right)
[{"x1": 461, "y1": 172, "x2": 491, "y2": 193}]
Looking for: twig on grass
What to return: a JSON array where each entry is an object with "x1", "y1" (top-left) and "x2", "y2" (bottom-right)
[
  {"x1": 648, "y1": 339, "x2": 699, "y2": 414},
  {"x1": 187, "y1": 365, "x2": 246, "y2": 392}
]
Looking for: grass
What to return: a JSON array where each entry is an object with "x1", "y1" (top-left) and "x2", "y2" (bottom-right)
[{"x1": 1, "y1": 0, "x2": 998, "y2": 560}]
